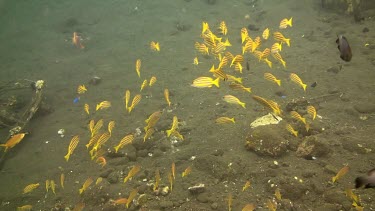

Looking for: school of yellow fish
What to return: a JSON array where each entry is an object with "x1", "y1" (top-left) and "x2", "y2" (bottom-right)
[{"x1": 10, "y1": 17, "x2": 365, "y2": 211}]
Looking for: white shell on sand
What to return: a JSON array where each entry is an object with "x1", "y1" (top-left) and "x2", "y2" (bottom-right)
[{"x1": 250, "y1": 113, "x2": 282, "y2": 128}]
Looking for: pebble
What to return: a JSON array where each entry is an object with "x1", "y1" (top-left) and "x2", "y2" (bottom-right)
[{"x1": 353, "y1": 104, "x2": 375, "y2": 113}]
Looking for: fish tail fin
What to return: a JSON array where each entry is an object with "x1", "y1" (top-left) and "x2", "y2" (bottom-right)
[
  {"x1": 64, "y1": 154, "x2": 70, "y2": 162},
  {"x1": 213, "y1": 77, "x2": 220, "y2": 88},
  {"x1": 289, "y1": 17, "x2": 293, "y2": 27},
  {"x1": 355, "y1": 176, "x2": 368, "y2": 188},
  {"x1": 285, "y1": 39, "x2": 290, "y2": 47},
  {"x1": 114, "y1": 146, "x2": 119, "y2": 153},
  {"x1": 276, "y1": 80, "x2": 281, "y2": 86},
  {"x1": 302, "y1": 83, "x2": 307, "y2": 92},
  {"x1": 241, "y1": 102, "x2": 246, "y2": 109},
  {"x1": 166, "y1": 129, "x2": 172, "y2": 137}
]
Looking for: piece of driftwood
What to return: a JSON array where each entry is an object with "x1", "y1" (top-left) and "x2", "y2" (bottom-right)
[{"x1": 0, "y1": 80, "x2": 45, "y2": 168}]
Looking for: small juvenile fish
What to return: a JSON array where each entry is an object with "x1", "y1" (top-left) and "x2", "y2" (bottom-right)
[
  {"x1": 279, "y1": 17, "x2": 293, "y2": 29},
  {"x1": 275, "y1": 188, "x2": 282, "y2": 200},
  {"x1": 77, "y1": 85, "x2": 87, "y2": 94},
  {"x1": 193, "y1": 57, "x2": 199, "y2": 65},
  {"x1": 153, "y1": 169, "x2": 160, "y2": 191},
  {"x1": 223, "y1": 95, "x2": 246, "y2": 108},
  {"x1": 143, "y1": 128, "x2": 155, "y2": 142},
  {"x1": 112, "y1": 198, "x2": 128, "y2": 205},
  {"x1": 45, "y1": 180, "x2": 50, "y2": 192},
  {"x1": 171, "y1": 162, "x2": 176, "y2": 179},
  {"x1": 242, "y1": 204, "x2": 255, "y2": 211},
  {"x1": 290, "y1": 73, "x2": 307, "y2": 91},
  {"x1": 336, "y1": 35, "x2": 352, "y2": 62},
  {"x1": 50, "y1": 180, "x2": 56, "y2": 194},
  {"x1": 229, "y1": 83, "x2": 251, "y2": 92},
  {"x1": 355, "y1": 168, "x2": 375, "y2": 188},
  {"x1": 168, "y1": 172, "x2": 174, "y2": 191},
  {"x1": 150, "y1": 41, "x2": 160, "y2": 51}
]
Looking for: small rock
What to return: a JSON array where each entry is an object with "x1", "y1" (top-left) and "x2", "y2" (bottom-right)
[
  {"x1": 188, "y1": 184, "x2": 206, "y2": 194},
  {"x1": 353, "y1": 104, "x2": 375, "y2": 113},
  {"x1": 362, "y1": 27, "x2": 369, "y2": 33},
  {"x1": 159, "y1": 200, "x2": 174, "y2": 209},
  {"x1": 197, "y1": 192, "x2": 209, "y2": 203},
  {"x1": 326, "y1": 65, "x2": 342, "y2": 74},
  {"x1": 107, "y1": 171, "x2": 119, "y2": 184},
  {"x1": 247, "y1": 24, "x2": 259, "y2": 31},
  {"x1": 211, "y1": 202, "x2": 218, "y2": 210}
]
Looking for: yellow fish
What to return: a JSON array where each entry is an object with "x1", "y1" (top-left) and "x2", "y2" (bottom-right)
[
  {"x1": 135, "y1": 59, "x2": 141, "y2": 78},
  {"x1": 182, "y1": 166, "x2": 192, "y2": 177},
  {"x1": 218, "y1": 21, "x2": 228, "y2": 35},
  {"x1": 149, "y1": 76, "x2": 157, "y2": 86},
  {"x1": 164, "y1": 89, "x2": 171, "y2": 106},
  {"x1": 286, "y1": 124, "x2": 298, "y2": 137},
  {"x1": 191, "y1": 76, "x2": 220, "y2": 88},
  {"x1": 223, "y1": 95, "x2": 246, "y2": 108},
  {"x1": 60, "y1": 173, "x2": 65, "y2": 189},
  {"x1": 84, "y1": 103, "x2": 90, "y2": 115},
  {"x1": 172, "y1": 162, "x2": 176, "y2": 179},
  {"x1": 79, "y1": 177, "x2": 93, "y2": 194},
  {"x1": 144, "y1": 111, "x2": 162, "y2": 131},
  {"x1": 290, "y1": 111, "x2": 306, "y2": 124},
  {"x1": 262, "y1": 28, "x2": 270, "y2": 40},
  {"x1": 126, "y1": 188, "x2": 138, "y2": 208},
  {"x1": 50, "y1": 180, "x2": 56, "y2": 194},
  {"x1": 150, "y1": 41, "x2": 160, "y2": 51},
  {"x1": 279, "y1": 17, "x2": 293, "y2": 29},
  {"x1": 272, "y1": 52, "x2": 286, "y2": 68},
  {"x1": 168, "y1": 172, "x2": 173, "y2": 192},
  {"x1": 193, "y1": 57, "x2": 200, "y2": 65},
  {"x1": 96, "y1": 101, "x2": 111, "y2": 111},
  {"x1": 0, "y1": 133, "x2": 26, "y2": 152},
  {"x1": 252, "y1": 95, "x2": 281, "y2": 116},
  {"x1": 114, "y1": 134, "x2": 134, "y2": 153},
  {"x1": 166, "y1": 116, "x2": 178, "y2": 137},
  {"x1": 108, "y1": 120, "x2": 115, "y2": 135},
  {"x1": 124, "y1": 165, "x2": 141, "y2": 183},
  {"x1": 241, "y1": 27, "x2": 249, "y2": 43},
  {"x1": 242, "y1": 181, "x2": 251, "y2": 191},
  {"x1": 271, "y1": 42, "x2": 282, "y2": 53},
  {"x1": 273, "y1": 32, "x2": 290, "y2": 47},
  {"x1": 332, "y1": 166, "x2": 350, "y2": 183},
  {"x1": 45, "y1": 180, "x2": 50, "y2": 192},
  {"x1": 140, "y1": 79, "x2": 148, "y2": 91},
  {"x1": 307, "y1": 105, "x2": 317, "y2": 120},
  {"x1": 290, "y1": 73, "x2": 307, "y2": 91},
  {"x1": 143, "y1": 128, "x2": 155, "y2": 142},
  {"x1": 128, "y1": 94, "x2": 142, "y2": 113},
  {"x1": 23, "y1": 183, "x2": 40, "y2": 194},
  {"x1": 125, "y1": 90, "x2": 130, "y2": 111},
  {"x1": 153, "y1": 169, "x2": 160, "y2": 191},
  {"x1": 228, "y1": 83, "x2": 251, "y2": 93},
  {"x1": 202, "y1": 21, "x2": 210, "y2": 35},
  {"x1": 264, "y1": 73, "x2": 281, "y2": 86},
  {"x1": 77, "y1": 85, "x2": 87, "y2": 94},
  {"x1": 64, "y1": 135, "x2": 80, "y2": 161},
  {"x1": 17, "y1": 205, "x2": 33, "y2": 211},
  {"x1": 215, "y1": 117, "x2": 235, "y2": 124}
]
